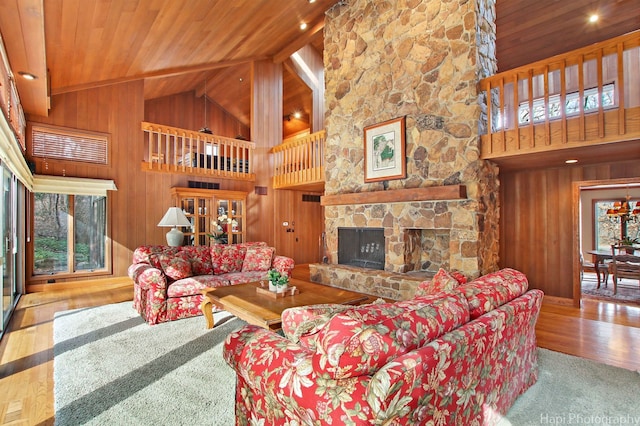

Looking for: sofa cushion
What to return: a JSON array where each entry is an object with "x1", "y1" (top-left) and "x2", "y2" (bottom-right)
[
  {"x1": 282, "y1": 300, "x2": 386, "y2": 348},
  {"x1": 154, "y1": 251, "x2": 193, "y2": 280},
  {"x1": 210, "y1": 244, "x2": 247, "y2": 274},
  {"x1": 181, "y1": 246, "x2": 214, "y2": 275},
  {"x1": 414, "y1": 268, "x2": 466, "y2": 296},
  {"x1": 222, "y1": 271, "x2": 271, "y2": 285},
  {"x1": 167, "y1": 275, "x2": 230, "y2": 298},
  {"x1": 457, "y1": 268, "x2": 529, "y2": 319},
  {"x1": 312, "y1": 291, "x2": 470, "y2": 379},
  {"x1": 241, "y1": 246, "x2": 275, "y2": 272}
]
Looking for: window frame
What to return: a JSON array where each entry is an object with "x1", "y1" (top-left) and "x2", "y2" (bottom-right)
[
  {"x1": 28, "y1": 191, "x2": 113, "y2": 282},
  {"x1": 29, "y1": 123, "x2": 111, "y2": 167}
]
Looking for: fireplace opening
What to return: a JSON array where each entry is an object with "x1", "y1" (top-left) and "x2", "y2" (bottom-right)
[
  {"x1": 338, "y1": 227, "x2": 385, "y2": 270},
  {"x1": 403, "y1": 228, "x2": 450, "y2": 275}
]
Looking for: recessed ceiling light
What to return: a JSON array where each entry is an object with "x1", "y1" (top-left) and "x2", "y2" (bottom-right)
[
  {"x1": 18, "y1": 71, "x2": 37, "y2": 80},
  {"x1": 308, "y1": 0, "x2": 316, "y2": 3},
  {"x1": 588, "y1": 14, "x2": 599, "y2": 23},
  {"x1": 565, "y1": 159, "x2": 578, "y2": 164},
  {"x1": 293, "y1": 111, "x2": 302, "y2": 119},
  {"x1": 300, "y1": 22, "x2": 308, "y2": 30}
]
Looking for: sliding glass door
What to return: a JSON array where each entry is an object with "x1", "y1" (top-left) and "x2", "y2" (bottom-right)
[{"x1": 1, "y1": 165, "x2": 18, "y2": 336}]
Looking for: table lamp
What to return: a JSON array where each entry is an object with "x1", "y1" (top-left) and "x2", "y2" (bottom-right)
[{"x1": 158, "y1": 207, "x2": 192, "y2": 246}]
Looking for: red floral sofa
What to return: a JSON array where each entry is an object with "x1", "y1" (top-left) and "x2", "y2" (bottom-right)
[
  {"x1": 128, "y1": 242, "x2": 294, "y2": 325},
  {"x1": 223, "y1": 268, "x2": 543, "y2": 425}
]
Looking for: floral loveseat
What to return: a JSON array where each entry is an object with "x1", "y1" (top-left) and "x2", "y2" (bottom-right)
[
  {"x1": 223, "y1": 268, "x2": 543, "y2": 425},
  {"x1": 128, "y1": 242, "x2": 294, "y2": 325}
]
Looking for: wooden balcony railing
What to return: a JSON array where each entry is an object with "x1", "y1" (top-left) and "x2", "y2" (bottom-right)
[
  {"x1": 272, "y1": 130, "x2": 325, "y2": 190},
  {"x1": 479, "y1": 30, "x2": 640, "y2": 160},
  {"x1": 141, "y1": 122, "x2": 255, "y2": 181}
]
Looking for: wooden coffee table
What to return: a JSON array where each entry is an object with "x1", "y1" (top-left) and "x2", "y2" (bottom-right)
[{"x1": 200, "y1": 278, "x2": 370, "y2": 330}]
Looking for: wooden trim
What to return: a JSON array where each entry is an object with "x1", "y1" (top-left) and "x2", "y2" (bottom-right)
[
  {"x1": 542, "y1": 295, "x2": 575, "y2": 306},
  {"x1": 572, "y1": 176, "x2": 640, "y2": 309},
  {"x1": 321, "y1": 185, "x2": 467, "y2": 206},
  {"x1": 27, "y1": 276, "x2": 132, "y2": 292}
]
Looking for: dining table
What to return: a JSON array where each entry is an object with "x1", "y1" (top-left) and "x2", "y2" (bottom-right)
[{"x1": 586, "y1": 250, "x2": 612, "y2": 287}]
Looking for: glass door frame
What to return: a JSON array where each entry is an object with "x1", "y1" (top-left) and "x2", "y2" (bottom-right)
[{"x1": 1, "y1": 165, "x2": 20, "y2": 338}]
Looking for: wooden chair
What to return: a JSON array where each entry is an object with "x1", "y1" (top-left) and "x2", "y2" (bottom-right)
[
  {"x1": 580, "y1": 252, "x2": 608, "y2": 287},
  {"x1": 608, "y1": 245, "x2": 640, "y2": 295}
]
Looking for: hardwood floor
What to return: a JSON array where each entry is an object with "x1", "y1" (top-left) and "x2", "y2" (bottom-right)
[
  {"x1": 0, "y1": 279, "x2": 132, "y2": 425},
  {"x1": 0, "y1": 270, "x2": 639, "y2": 425}
]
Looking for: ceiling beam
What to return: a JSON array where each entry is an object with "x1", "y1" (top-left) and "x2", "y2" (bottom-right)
[
  {"x1": 51, "y1": 56, "x2": 268, "y2": 96},
  {"x1": 272, "y1": 17, "x2": 325, "y2": 64}
]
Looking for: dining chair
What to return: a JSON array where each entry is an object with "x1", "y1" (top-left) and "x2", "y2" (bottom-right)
[
  {"x1": 608, "y1": 245, "x2": 640, "y2": 295},
  {"x1": 580, "y1": 252, "x2": 605, "y2": 286}
]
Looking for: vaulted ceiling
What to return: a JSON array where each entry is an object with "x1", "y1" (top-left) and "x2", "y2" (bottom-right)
[{"x1": 1, "y1": 0, "x2": 639, "y2": 134}]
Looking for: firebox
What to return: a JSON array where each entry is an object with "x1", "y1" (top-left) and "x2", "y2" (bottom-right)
[{"x1": 338, "y1": 227, "x2": 385, "y2": 270}]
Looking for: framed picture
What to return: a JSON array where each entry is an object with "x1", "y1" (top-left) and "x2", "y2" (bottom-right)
[{"x1": 364, "y1": 116, "x2": 406, "y2": 183}]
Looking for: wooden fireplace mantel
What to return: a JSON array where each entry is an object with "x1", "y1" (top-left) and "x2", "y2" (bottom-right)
[{"x1": 320, "y1": 185, "x2": 467, "y2": 206}]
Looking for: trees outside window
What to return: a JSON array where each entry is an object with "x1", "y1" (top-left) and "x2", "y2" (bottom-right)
[
  {"x1": 595, "y1": 200, "x2": 640, "y2": 251},
  {"x1": 33, "y1": 193, "x2": 108, "y2": 275}
]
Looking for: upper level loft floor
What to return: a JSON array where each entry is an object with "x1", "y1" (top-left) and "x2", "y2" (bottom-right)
[
  {"x1": 479, "y1": 30, "x2": 640, "y2": 171},
  {"x1": 141, "y1": 122, "x2": 256, "y2": 182}
]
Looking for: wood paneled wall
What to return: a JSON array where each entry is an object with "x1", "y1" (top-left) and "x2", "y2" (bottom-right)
[
  {"x1": 248, "y1": 60, "x2": 282, "y2": 246},
  {"x1": 499, "y1": 159, "x2": 640, "y2": 301},
  {"x1": 25, "y1": 82, "x2": 254, "y2": 285},
  {"x1": 145, "y1": 91, "x2": 250, "y2": 139}
]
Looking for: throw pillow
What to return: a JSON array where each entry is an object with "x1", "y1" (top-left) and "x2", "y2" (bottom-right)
[
  {"x1": 241, "y1": 246, "x2": 275, "y2": 272},
  {"x1": 210, "y1": 244, "x2": 247, "y2": 274},
  {"x1": 458, "y1": 268, "x2": 529, "y2": 319},
  {"x1": 181, "y1": 246, "x2": 214, "y2": 275},
  {"x1": 311, "y1": 291, "x2": 470, "y2": 380},
  {"x1": 155, "y1": 252, "x2": 193, "y2": 281},
  {"x1": 414, "y1": 268, "x2": 464, "y2": 296}
]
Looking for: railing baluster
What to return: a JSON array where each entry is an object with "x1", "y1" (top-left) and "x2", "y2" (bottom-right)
[
  {"x1": 560, "y1": 61, "x2": 567, "y2": 144},
  {"x1": 617, "y1": 42, "x2": 626, "y2": 135},
  {"x1": 543, "y1": 65, "x2": 550, "y2": 146},
  {"x1": 597, "y1": 48, "x2": 604, "y2": 138},
  {"x1": 513, "y1": 74, "x2": 520, "y2": 149},
  {"x1": 578, "y1": 55, "x2": 585, "y2": 141},
  {"x1": 527, "y1": 70, "x2": 534, "y2": 148}
]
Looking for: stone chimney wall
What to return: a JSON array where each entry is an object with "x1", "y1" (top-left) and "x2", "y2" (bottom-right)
[{"x1": 316, "y1": 0, "x2": 499, "y2": 299}]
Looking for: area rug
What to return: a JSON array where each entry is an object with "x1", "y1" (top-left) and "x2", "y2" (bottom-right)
[
  {"x1": 53, "y1": 302, "x2": 245, "y2": 425},
  {"x1": 54, "y1": 302, "x2": 640, "y2": 425},
  {"x1": 581, "y1": 273, "x2": 640, "y2": 305}
]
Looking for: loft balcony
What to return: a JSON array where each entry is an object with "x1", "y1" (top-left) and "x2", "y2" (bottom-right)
[
  {"x1": 272, "y1": 130, "x2": 325, "y2": 192},
  {"x1": 479, "y1": 30, "x2": 640, "y2": 170},
  {"x1": 140, "y1": 122, "x2": 255, "y2": 181}
]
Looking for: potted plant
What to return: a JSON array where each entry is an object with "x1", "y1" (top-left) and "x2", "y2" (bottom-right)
[
  {"x1": 267, "y1": 269, "x2": 289, "y2": 293},
  {"x1": 617, "y1": 236, "x2": 639, "y2": 254}
]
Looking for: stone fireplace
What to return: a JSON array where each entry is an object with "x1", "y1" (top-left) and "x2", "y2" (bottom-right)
[{"x1": 311, "y1": 0, "x2": 500, "y2": 301}]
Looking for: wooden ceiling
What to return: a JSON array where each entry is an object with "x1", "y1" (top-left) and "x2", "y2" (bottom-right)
[
  {"x1": 1, "y1": 0, "x2": 639, "y2": 135},
  {"x1": 496, "y1": 0, "x2": 640, "y2": 71}
]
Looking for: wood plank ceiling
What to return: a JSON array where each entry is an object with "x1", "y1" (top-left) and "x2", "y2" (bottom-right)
[{"x1": 1, "y1": 0, "x2": 639, "y2": 135}]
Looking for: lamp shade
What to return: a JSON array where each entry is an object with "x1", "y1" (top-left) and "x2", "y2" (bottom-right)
[
  {"x1": 158, "y1": 207, "x2": 191, "y2": 246},
  {"x1": 158, "y1": 207, "x2": 191, "y2": 227}
]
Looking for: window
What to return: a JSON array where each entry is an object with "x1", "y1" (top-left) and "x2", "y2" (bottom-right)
[
  {"x1": 31, "y1": 124, "x2": 109, "y2": 165},
  {"x1": 518, "y1": 84, "x2": 616, "y2": 125},
  {"x1": 594, "y1": 200, "x2": 640, "y2": 251},
  {"x1": 33, "y1": 193, "x2": 109, "y2": 276}
]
